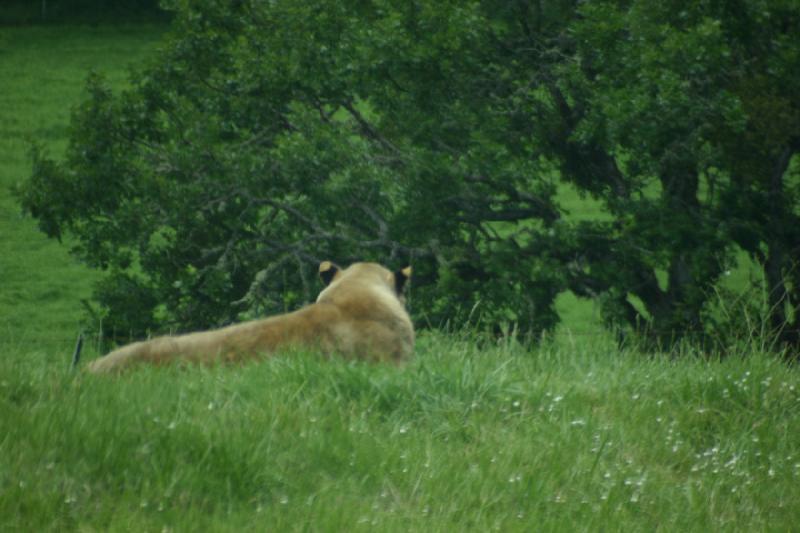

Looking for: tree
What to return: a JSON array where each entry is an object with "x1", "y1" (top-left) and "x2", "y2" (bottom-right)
[
  {"x1": 17, "y1": 0, "x2": 800, "y2": 353},
  {"x1": 569, "y1": 0, "x2": 800, "y2": 348}
]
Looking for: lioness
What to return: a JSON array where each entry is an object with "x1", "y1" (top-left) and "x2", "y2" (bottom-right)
[{"x1": 86, "y1": 261, "x2": 414, "y2": 374}]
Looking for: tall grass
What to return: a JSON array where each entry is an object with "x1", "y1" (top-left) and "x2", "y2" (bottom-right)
[{"x1": 2, "y1": 333, "x2": 799, "y2": 531}]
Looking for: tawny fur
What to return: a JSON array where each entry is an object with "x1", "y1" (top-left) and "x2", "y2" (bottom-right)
[{"x1": 86, "y1": 262, "x2": 414, "y2": 374}]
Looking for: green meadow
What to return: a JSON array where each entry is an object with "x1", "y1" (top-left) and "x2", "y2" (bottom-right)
[
  {"x1": 1, "y1": 24, "x2": 799, "y2": 531},
  {"x1": 0, "y1": 25, "x2": 165, "y2": 352}
]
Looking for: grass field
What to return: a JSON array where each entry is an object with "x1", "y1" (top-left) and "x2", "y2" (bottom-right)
[
  {"x1": 1, "y1": 24, "x2": 799, "y2": 531},
  {"x1": 2, "y1": 335, "x2": 799, "y2": 531},
  {"x1": 0, "y1": 24, "x2": 166, "y2": 354}
]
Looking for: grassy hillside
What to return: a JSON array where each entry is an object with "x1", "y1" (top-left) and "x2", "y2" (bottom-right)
[
  {"x1": 2, "y1": 334, "x2": 799, "y2": 531},
  {"x1": 0, "y1": 25, "x2": 165, "y2": 358},
  {"x1": 1, "y1": 24, "x2": 798, "y2": 532}
]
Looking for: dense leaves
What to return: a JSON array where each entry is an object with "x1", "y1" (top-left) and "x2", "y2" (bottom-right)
[{"x1": 17, "y1": 0, "x2": 800, "y2": 352}]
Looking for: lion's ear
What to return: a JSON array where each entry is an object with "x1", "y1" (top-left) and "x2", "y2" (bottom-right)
[
  {"x1": 319, "y1": 261, "x2": 340, "y2": 286},
  {"x1": 394, "y1": 266, "x2": 412, "y2": 294}
]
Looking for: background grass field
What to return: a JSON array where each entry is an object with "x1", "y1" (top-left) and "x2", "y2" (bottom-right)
[
  {"x1": 0, "y1": 25, "x2": 164, "y2": 356},
  {"x1": 1, "y1": 24, "x2": 799, "y2": 531}
]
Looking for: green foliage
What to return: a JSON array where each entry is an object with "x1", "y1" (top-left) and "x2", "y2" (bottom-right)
[
  {"x1": 16, "y1": 0, "x2": 800, "y2": 351},
  {"x1": 2, "y1": 334, "x2": 799, "y2": 530}
]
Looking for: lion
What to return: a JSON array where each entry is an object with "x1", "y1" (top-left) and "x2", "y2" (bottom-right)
[{"x1": 86, "y1": 261, "x2": 414, "y2": 374}]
